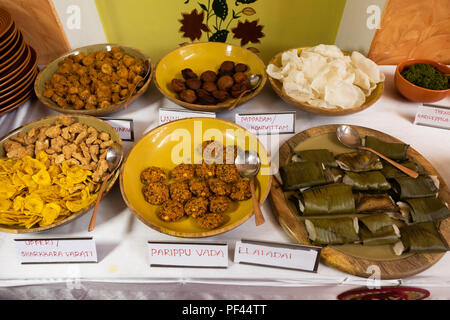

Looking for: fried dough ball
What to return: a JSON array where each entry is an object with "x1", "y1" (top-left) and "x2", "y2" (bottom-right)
[
  {"x1": 208, "y1": 178, "x2": 231, "y2": 196},
  {"x1": 171, "y1": 163, "x2": 195, "y2": 181},
  {"x1": 140, "y1": 166, "x2": 167, "y2": 184},
  {"x1": 229, "y1": 178, "x2": 252, "y2": 201},
  {"x1": 186, "y1": 78, "x2": 202, "y2": 90},
  {"x1": 195, "y1": 162, "x2": 216, "y2": 179},
  {"x1": 158, "y1": 200, "x2": 185, "y2": 222},
  {"x1": 212, "y1": 90, "x2": 229, "y2": 102},
  {"x1": 171, "y1": 79, "x2": 186, "y2": 93},
  {"x1": 219, "y1": 61, "x2": 235, "y2": 75},
  {"x1": 181, "y1": 68, "x2": 198, "y2": 80},
  {"x1": 188, "y1": 178, "x2": 211, "y2": 198},
  {"x1": 142, "y1": 182, "x2": 169, "y2": 205},
  {"x1": 235, "y1": 63, "x2": 248, "y2": 73},
  {"x1": 196, "y1": 89, "x2": 217, "y2": 105},
  {"x1": 169, "y1": 181, "x2": 192, "y2": 204},
  {"x1": 209, "y1": 195, "x2": 232, "y2": 213},
  {"x1": 200, "y1": 70, "x2": 217, "y2": 83},
  {"x1": 202, "y1": 81, "x2": 217, "y2": 93},
  {"x1": 195, "y1": 212, "x2": 225, "y2": 229},
  {"x1": 184, "y1": 197, "x2": 209, "y2": 218},
  {"x1": 233, "y1": 72, "x2": 248, "y2": 84},
  {"x1": 179, "y1": 89, "x2": 197, "y2": 103},
  {"x1": 217, "y1": 75, "x2": 234, "y2": 91},
  {"x1": 216, "y1": 164, "x2": 240, "y2": 183}
]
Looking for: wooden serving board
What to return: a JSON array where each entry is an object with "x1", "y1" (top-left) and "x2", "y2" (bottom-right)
[{"x1": 269, "y1": 124, "x2": 450, "y2": 280}]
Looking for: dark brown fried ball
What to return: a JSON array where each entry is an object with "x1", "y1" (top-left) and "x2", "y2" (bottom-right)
[
  {"x1": 186, "y1": 78, "x2": 202, "y2": 90},
  {"x1": 230, "y1": 83, "x2": 248, "y2": 98},
  {"x1": 195, "y1": 162, "x2": 216, "y2": 179},
  {"x1": 229, "y1": 178, "x2": 252, "y2": 201},
  {"x1": 217, "y1": 75, "x2": 234, "y2": 91},
  {"x1": 219, "y1": 61, "x2": 235, "y2": 75},
  {"x1": 184, "y1": 197, "x2": 209, "y2": 218},
  {"x1": 208, "y1": 178, "x2": 231, "y2": 196},
  {"x1": 200, "y1": 70, "x2": 217, "y2": 83},
  {"x1": 234, "y1": 63, "x2": 248, "y2": 73},
  {"x1": 158, "y1": 200, "x2": 185, "y2": 222},
  {"x1": 181, "y1": 68, "x2": 197, "y2": 80},
  {"x1": 142, "y1": 182, "x2": 169, "y2": 205},
  {"x1": 140, "y1": 166, "x2": 167, "y2": 184},
  {"x1": 212, "y1": 90, "x2": 230, "y2": 102},
  {"x1": 209, "y1": 195, "x2": 232, "y2": 213},
  {"x1": 233, "y1": 72, "x2": 248, "y2": 84},
  {"x1": 169, "y1": 181, "x2": 192, "y2": 204},
  {"x1": 171, "y1": 163, "x2": 195, "y2": 181},
  {"x1": 196, "y1": 88, "x2": 217, "y2": 105},
  {"x1": 216, "y1": 164, "x2": 240, "y2": 183},
  {"x1": 179, "y1": 89, "x2": 197, "y2": 103},
  {"x1": 171, "y1": 79, "x2": 186, "y2": 93},
  {"x1": 202, "y1": 81, "x2": 218, "y2": 93},
  {"x1": 195, "y1": 212, "x2": 225, "y2": 229},
  {"x1": 189, "y1": 178, "x2": 211, "y2": 198}
]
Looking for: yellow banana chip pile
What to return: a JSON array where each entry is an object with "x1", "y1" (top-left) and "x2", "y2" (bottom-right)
[{"x1": 0, "y1": 151, "x2": 99, "y2": 229}]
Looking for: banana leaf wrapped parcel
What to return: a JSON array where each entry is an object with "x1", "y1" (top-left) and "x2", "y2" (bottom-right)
[
  {"x1": 279, "y1": 161, "x2": 331, "y2": 191},
  {"x1": 393, "y1": 222, "x2": 448, "y2": 255},
  {"x1": 291, "y1": 149, "x2": 338, "y2": 167},
  {"x1": 397, "y1": 197, "x2": 450, "y2": 224},
  {"x1": 354, "y1": 193, "x2": 398, "y2": 213},
  {"x1": 298, "y1": 184, "x2": 355, "y2": 216},
  {"x1": 343, "y1": 171, "x2": 391, "y2": 192},
  {"x1": 335, "y1": 150, "x2": 383, "y2": 172},
  {"x1": 390, "y1": 176, "x2": 439, "y2": 199},
  {"x1": 359, "y1": 214, "x2": 400, "y2": 246},
  {"x1": 381, "y1": 160, "x2": 425, "y2": 179},
  {"x1": 364, "y1": 136, "x2": 409, "y2": 161},
  {"x1": 305, "y1": 217, "x2": 360, "y2": 245}
]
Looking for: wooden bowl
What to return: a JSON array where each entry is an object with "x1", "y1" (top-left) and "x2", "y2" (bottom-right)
[
  {"x1": 395, "y1": 59, "x2": 450, "y2": 103},
  {"x1": 120, "y1": 117, "x2": 272, "y2": 238},
  {"x1": 154, "y1": 42, "x2": 267, "y2": 112},
  {"x1": 0, "y1": 44, "x2": 33, "y2": 85},
  {"x1": 34, "y1": 43, "x2": 153, "y2": 116},
  {"x1": 0, "y1": 114, "x2": 123, "y2": 233},
  {"x1": 267, "y1": 47, "x2": 384, "y2": 116}
]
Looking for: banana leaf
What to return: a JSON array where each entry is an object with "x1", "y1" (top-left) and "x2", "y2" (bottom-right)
[
  {"x1": 401, "y1": 197, "x2": 450, "y2": 223},
  {"x1": 305, "y1": 217, "x2": 360, "y2": 245},
  {"x1": 292, "y1": 149, "x2": 338, "y2": 167},
  {"x1": 335, "y1": 150, "x2": 383, "y2": 172},
  {"x1": 391, "y1": 176, "x2": 439, "y2": 199},
  {"x1": 364, "y1": 136, "x2": 409, "y2": 161},
  {"x1": 300, "y1": 184, "x2": 355, "y2": 215},
  {"x1": 360, "y1": 225, "x2": 400, "y2": 246},
  {"x1": 354, "y1": 193, "x2": 398, "y2": 213},
  {"x1": 279, "y1": 161, "x2": 330, "y2": 191},
  {"x1": 395, "y1": 222, "x2": 448, "y2": 254},
  {"x1": 343, "y1": 171, "x2": 391, "y2": 192},
  {"x1": 359, "y1": 213, "x2": 396, "y2": 233},
  {"x1": 381, "y1": 160, "x2": 425, "y2": 179}
]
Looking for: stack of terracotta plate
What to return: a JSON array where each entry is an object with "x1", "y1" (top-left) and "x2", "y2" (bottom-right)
[{"x1": 0, "y1": 8, "x2": 38, "y2": 116}]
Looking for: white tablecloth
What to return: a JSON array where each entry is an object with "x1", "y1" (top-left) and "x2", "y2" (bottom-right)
[{"x1": 0, "y1": 66, "x2": 449, "y2": 300}]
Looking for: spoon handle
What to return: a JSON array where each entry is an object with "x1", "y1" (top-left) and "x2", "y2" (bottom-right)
[
  {"x1": 88, "y1": 171, "x2": 113, "y2": 232},
  {"x1": 249, "y1": 176, "x2": 265, "y2": 226},
  {"x1": 227, "y1": 89, "x2": 250, "y2": 111},
  {"x1": 359, "y1": 146, "x2": 419, "y2": 178}
]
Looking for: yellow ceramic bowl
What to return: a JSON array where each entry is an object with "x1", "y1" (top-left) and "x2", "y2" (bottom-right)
[
  {"x1": 154, "y1": 42, "x2": 267, "y2": 112},
  {"x1": 35, "y1": 43, "x2": 153, "y2": 116},
  {"x1": 0, "y1": 114, "x2": 123, "y2": 233},
  {"x1": 267, "y1": 47, "x2": 384, "y2": 116},
  {"x1": 120, "y1": 118, "x2": 272, "y2": 238}
]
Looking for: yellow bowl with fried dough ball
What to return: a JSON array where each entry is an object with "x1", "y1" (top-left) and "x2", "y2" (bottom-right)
[
  {"x1": 0, "y1": 114, "x2": 123, "y2": 233},
  {"x1": 154, "y1": 42, "x2": 267, "y2": 112},
  {"x1": 120, "y1": 118, "x2": 272, "y2": 238},
  {"x1": 34, "y1": 43, "x2": 153, "y2": 116}
]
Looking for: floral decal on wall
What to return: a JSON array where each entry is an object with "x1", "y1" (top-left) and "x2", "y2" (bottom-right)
[{"x1": 179, "y1": 0, "x2": 264, "y2": 53}]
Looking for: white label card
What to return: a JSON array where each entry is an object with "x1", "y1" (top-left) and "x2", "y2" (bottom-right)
[
  {"x1": 235, "y1": 112, "x2": 296, "y2": 134},
  {"x1": 159, "y1": 108, "x2": 216, "y2": 125},
  {"x1": 100, "y1": 118, "x2": 134, "y2": 141},
  {"x1": 234, "y1": 239, "x2": 321, "y2": 272},
  {"x1": 148, "y1": 241, "x2": 228, "y2": 268},
  {"x1": 15, "y1": 238, "x2": 97, "y2": 264},
  {"x1": 414, "y1": 104, "x2": 450, "y2": 130}
]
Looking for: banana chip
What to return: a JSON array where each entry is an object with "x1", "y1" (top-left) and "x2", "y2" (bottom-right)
[{"x1": 0, "y1": 151, "x2": 99, "y2": 229}]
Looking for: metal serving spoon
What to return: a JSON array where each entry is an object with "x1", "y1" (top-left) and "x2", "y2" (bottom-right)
[
  {"x1": 336, "y1": 125, "x2": 419, "y2": 178},
  {"x1": 235, "y1": 150, "x2": 265, "y2": 226},
  {"x1": 88, "y1": 143, "x2": 124, "y2": 232},
  {"x1": 227, "y1": 74, "x2": 263, "y2": 111}
]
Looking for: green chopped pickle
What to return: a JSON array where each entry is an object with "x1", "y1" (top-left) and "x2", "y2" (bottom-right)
[
  {"x1": 395, "y1": 222, "x2": 448, "y2": 255},
  {"x1": 403, "y1": 197, "x2": 450, "y2": 223},
  {"x1": 300, "y1": 184, "x2": 355, "y2": 215},
  {"x1": 391, "y1": 176, "x2": 439, "y2": 199},
  {"x1": 293, "y1": 149, "x2": 337, "y2": 167},
  {"x1": 335, "y1": 150, "x2": 383, "y2": 172},
  {"x1": 343, "y1": 171, "x2": 390, "y2": 192},
  {"x1": 364, "y1": 136, "x2": 409, "y2": 161},
  {"x1": 279, "y1": 161, "x2": 329, "y2": 191},
  {"x1": 400, "y1": 63, "x2": 449, "y2": 90},
  {"x1": 305, "y1": 217, "x2": 360, "y2": 245}
]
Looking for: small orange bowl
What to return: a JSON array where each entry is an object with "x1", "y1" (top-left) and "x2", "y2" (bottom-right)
[{"x1": 395, "y1": 59, "x2": 449, "y2": 103}]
